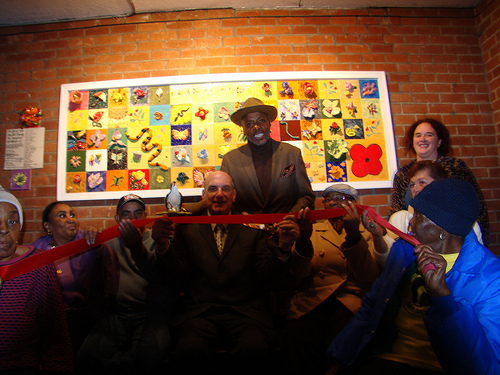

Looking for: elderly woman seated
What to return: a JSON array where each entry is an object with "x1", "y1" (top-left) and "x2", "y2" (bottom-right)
[
  {"x1": 283, "y1": 183, "x2": 381, "y2": 375},
  {"x1": 0, "y1": 190, "x2": 73, "y2": 374},
  {"x1": 326, "y1": 179, "x2": 500, "y2": 375}
]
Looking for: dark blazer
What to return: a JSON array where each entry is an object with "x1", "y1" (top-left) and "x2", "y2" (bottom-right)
[
  {"x1": 162, "y1": 219, "x2": 288, "y2": 327},
  {"x1": 220, "y1": 139, "x2": 315, "y2": 214}
]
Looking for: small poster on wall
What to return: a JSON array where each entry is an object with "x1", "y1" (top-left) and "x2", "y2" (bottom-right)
[
  {"x1": 4, "y1": 127, "x2": 45, "y2": 170},
  {"x1": 57, "y1": 71, "x2": 397, "y2": 201}
]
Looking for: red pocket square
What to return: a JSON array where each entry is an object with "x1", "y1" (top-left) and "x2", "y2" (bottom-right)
[{"x1": 281, "y1": 164, "x2": 296, "y2": 178}]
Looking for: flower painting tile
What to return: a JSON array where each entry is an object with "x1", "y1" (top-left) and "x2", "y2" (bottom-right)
[
  {"x1": 326, "y1": 161, "x2": 348, "y2": 183},
  {"x1": 68, "y1": 110, "x2": 88, "y2": 130},
  {"x1": 171, "y1": 167, "x2": 194, "y2": 189},
  {"x1": 86, "y1": 171, "x2": 106, "y2": 192},
  {"x1": 149, "y1": 105, "x2": 171, "y2": 125},
  {"x1": 149, "y1": 168, "x2": 170, "y2": 190},
  {"x1": 66, "y1": 172, "x2": 86, "y2": 193},
  {"x1": 149, "y1": 86, "x2": 170, "y2": 106},
  {"x1": 128, "y1": 169, "x2": 149, "y2": 191},
  {"x1": 107, "y1": 170, "x2": 128, "y2": 191}
]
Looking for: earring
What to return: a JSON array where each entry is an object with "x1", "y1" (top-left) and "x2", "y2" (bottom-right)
[{"x1": 439, "y1": 232, "x2": 445, "y2": 241}]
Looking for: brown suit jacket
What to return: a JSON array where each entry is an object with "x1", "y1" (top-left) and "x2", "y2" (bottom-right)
[
  {"x1": 220, "y1": 139, "x2": 315, "y2": 214},
  {"x1": 288, "y1": 220, "x2": 380, "y2": 319}
]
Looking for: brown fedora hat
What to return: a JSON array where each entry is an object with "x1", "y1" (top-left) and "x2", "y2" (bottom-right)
[{"x1": 230, "y1": 97, "x2": 278, "y2": 125}]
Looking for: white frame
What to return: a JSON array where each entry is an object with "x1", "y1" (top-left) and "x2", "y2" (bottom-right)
[{"x1": 57, "y1": 71, "x2": 396, "y2": 201}]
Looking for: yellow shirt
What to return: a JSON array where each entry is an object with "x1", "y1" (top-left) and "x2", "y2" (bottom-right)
[{"x1": 378, "y1": 253, "x2": 459, "y2": 371}]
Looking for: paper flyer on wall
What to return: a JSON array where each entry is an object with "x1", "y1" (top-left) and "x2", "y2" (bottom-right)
[{"x1": 4, "y1": 127, "x2": 45, "y2": 170}]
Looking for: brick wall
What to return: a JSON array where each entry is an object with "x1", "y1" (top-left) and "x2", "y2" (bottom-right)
[
  {"x1": 477, "y1": 0, "x2": 500, "y2": 253},
  {"x1": 0, "y1": 3, "x2": 499, "y2": 253}
]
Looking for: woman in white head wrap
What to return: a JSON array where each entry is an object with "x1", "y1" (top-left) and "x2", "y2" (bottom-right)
[{"x1": 0, "y1": 188, "x2": 73, "y2": 374}]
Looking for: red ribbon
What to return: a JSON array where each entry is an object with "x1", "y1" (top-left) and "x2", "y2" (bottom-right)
[{"x1": 0, "y1": 206, "x2": 418, "y2": 283}]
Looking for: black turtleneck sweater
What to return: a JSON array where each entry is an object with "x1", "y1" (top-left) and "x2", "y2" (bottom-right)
[{"x1": 248, "y1": 140, "x2": 273, "y2": 200}]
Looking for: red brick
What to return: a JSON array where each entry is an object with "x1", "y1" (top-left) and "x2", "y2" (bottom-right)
[
  {"x1": 94, "y1": 35, "x2": 122, "y2": 45},
  {"x1": 206, "y1": 47, "x2": 234, "y2": 57},
  {"x1": 84, "y1": 65, "x2": 110, "y2": 76},
  {"x1": 253, "y1": 55, "x2": 280, "y2": 65},
  {"x1": 179, "y1": 29, "x2": 206, "y2": 39},
  {"x1": 19, "y1": 61, "x2": 44, "y2": 71},
  {"x1": 211, "y1": 66, "x2": 238, "y2": 74},
  {"x1": 249, "y1": 17, "x2": 277, "y2": 26},
  {"x1": 318, "y1": 26, "x2": 344, "y2": 34},
  {"x1": 236, "y1": 27, "x2": 264, "y2": 36},
  {"x1": 224, "y1": 56, "x2": 252, "y2": 65},
  {"x1": 138, "y1": 41, "x2": 164, "y2": 51},
  {"x1": 110, "y1": 63, "x2": 138, "y2": 73},
  {"x1": 290, "y1": 26, "x2": 318, "y2": 35},
  {"x1": 195, "y1": 57, "x2": 223, "y2": 67},
  {"x1": 207, "y1": 28, "x2": 234, "y2": 38},
  {"x1": 97, "y1": 54, "x2": 124, "y2": 64},
  {"x1": 194, "y1": 38, "x2": 221, "y2": 48},
  {"x1": 280, "y1": 35, "x2": 307, "y2": 45},
  {"x1": 121, "y1": 33, "x2": 148, "y2": 43},
  {"x1": 85, "y1": 27, "x2": 111, "y2": 36},
  {"x1": 221, "y1": 18, "x2": 248, "y2": 28},
  {"x1": 386, "y1": 54, "x2": 408, "y2": 63},
  {"x1": 179, "y1": 49, "x2": 207, "y2": 58},
  {"x1": 320, "y1": 45, "x2": 346, "y2": 54},
  {"x1": 308, "y1": 35, "x2": 334, "y2": 44},
  {"x1": 151, "y1": 31, "x2": 178, "y2": 41},
  {"x1": 223, "y1": 37, "x2": 251, "y2": 47},
  {"x1": 347, "y1": 45, "x2": 370, "y2": 54},
  {"x1": 293, "y1": 45, "x2": 319, "y2": 54},
  {"x1": 335, "y1": 34, "x2": 360, "y2": 44},
  {"x1": 165, "y1": 39, "x2": 194, "y2": 49},
  {"x1": 345, "y1": 26, "x2": 368, "y2": 34},
  {"x1": 264, "y1": 45, "x2": 291, "y2": 54},
  {"x1": 309, "y1": 54, "x2": 338, "y2": 64},
  {"x1": 236, "y1": 46, "x2": 264, "y2": 55},
  {"x1": 110, "y1": 43, "x2": 137, "y2": 54},
  {"x1": 207, "y1": 9, "x2": 234, "y2": 19},
  {"x1": 166, "y1": 58, "x2": 195, "y2": 69}
]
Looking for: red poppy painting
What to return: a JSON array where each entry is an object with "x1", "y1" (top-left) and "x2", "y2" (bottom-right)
[{"x1": 350, "y1": 144, "x2": 383, "y2": 177}]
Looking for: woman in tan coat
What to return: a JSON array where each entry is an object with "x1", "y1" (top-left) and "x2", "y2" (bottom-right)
[{"x1": 283, "y1": 183, "x2": 380, "y2": 375}]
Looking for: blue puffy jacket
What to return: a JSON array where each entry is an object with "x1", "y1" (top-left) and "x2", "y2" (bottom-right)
[{"x1": 327, "y1": 231, "x2": 500, "y2": 375}]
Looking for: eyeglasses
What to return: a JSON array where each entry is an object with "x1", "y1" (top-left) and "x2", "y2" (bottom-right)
[{"x1": 324, "y1": 195, "x2": 352, "y2": 203}]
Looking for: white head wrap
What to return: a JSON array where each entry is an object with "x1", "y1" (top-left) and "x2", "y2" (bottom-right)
[{"x1": 0, "y1": 187, "x2": 23, "y2": 228}]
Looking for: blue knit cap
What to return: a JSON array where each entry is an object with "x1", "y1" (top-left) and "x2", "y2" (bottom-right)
[{"x1": 410, "y1": 179, "x2": 479, "y2": 237}]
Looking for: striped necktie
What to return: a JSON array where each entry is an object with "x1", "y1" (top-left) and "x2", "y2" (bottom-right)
[{"x1": 215, "y1": 224, "x2": 225, "y2": 254}]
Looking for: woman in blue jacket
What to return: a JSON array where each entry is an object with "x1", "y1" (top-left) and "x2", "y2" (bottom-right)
[{"x1": 326, "y1": 179, "x2": 500, "y2": 375}]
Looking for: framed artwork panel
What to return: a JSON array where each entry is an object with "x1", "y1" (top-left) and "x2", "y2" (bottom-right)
[{"x1": 57, "y1": 71, "x2": 397, "y2": 201}]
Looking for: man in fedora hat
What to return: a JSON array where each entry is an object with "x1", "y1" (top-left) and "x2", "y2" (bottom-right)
[
  {"x1": 219, "y1": 97, "x2": 315, "y2": 214},
  {"x1": 187, "y1": 97, "x2": 314, "y2": 215}
]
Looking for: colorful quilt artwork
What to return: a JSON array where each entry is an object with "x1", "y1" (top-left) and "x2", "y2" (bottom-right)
[{"x1": 57, "y1": 71, "x2": 397, "y2": 200}]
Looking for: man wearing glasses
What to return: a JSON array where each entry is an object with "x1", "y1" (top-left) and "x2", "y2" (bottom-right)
[{"x1": 283, "y1": 183, "x2": 380, "y2": 375}]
